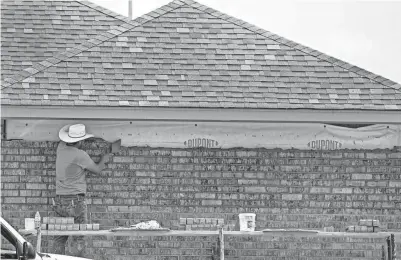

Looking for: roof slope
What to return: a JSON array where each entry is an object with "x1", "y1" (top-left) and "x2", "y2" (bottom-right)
[
  {"x1": 2, "y1": 0, "x2": 400, "y2": 110},
  {"x1": 1, "y1": 0, "x2": 133, "y2": 79}
]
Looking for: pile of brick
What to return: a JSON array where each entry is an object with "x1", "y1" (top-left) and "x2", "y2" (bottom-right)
[
  {"x1": 179, "y1": 217, "x2": 224, "y2": 231},
  {"x1": 345, "y1": 219, "x2": 380, "y2": 233},
  {"x1": 41, "y1": 217, "x2": 100, "y2": 231}
]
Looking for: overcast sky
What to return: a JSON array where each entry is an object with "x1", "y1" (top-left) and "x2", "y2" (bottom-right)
[{"x1": 91, "y1": 0, "x2": 401, "y2": 84}]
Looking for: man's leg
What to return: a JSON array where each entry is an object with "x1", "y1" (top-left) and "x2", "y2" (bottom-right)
[
  {"x1": 53, "y1": 236, "x2": 69, "y2": 255},
  {"x1": 52, "y1": 197, "x2": 70, "y2": 255},
  {"x1": 69, "y1": 198, "x2": 88, "y2": 257}
]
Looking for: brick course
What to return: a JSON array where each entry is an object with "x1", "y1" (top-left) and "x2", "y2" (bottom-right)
[{"x1": 1, "y1": 140, "x2": 401, "y2": 259}]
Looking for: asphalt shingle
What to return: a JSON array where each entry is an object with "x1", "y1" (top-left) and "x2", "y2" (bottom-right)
[
  {"x1": 1, "y1": 0, "x2": 400, "y2": 110},
  {"x1": 1, "y1": 0, "x2": 132, "y2": 79}
]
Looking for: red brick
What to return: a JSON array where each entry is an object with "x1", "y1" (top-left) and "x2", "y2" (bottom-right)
[
  {"x1": 238, "y1": 179, "x2": 258, "y2": 185},
  {"x1": 351, "y1": 173, "x2": 372, "y2": 180},
  {"x1": 26, "y1": 183, "x2": 48, "y2": 190},
  {"x1": 195, "y1": 193, "x2": 215, "y2": 199},
  {"x1": 282, "y1": 194, "x2": 303, "y2": 200},
  {"x1": 201, "y1": 200, "x2": 222, "y2": 206},
  {"x1": 332, "y1": 188, "x2": 353, "y2": 194},
  {"x1": 366, "y1": 153, "x2": 387, "y2": 159},
  {"x1": 1, "y1": 190, "x2": 19, "y2": 196},
  {"x1": 113, "y1": 156, "x2": 134, "y2": 163},
  {"x1": 244, "y1": 187, "x2": 265, "y2": 193},
  {"x1": 310, "y1": 187, "x2": 331, "y2": 193},
  {"x1": 1, "y1": 176, "x2": 20, "y2": 182},
  {"x1": 4, "y1": 197, "x2": 26, "y2": 204},
  {"x1": 27, "y1": 197, "x2": 48, "y2": 204},
  {"x1": 389, "y1": 181, "x2": 401, "y2": 187},
  {"x1": 3, "y1": 183, "x2": 25, "y2": 189},
  {"x1": 388, "y1": 152, "x2": 401, "y2": 159}
]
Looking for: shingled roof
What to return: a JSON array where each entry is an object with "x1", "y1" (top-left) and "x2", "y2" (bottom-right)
[
  {"x1": 2, "y1": 0, "x2": 400, "y2": 110},
  {"x1": 1, "y1": 0, "x2": 132, "y2": 79}
]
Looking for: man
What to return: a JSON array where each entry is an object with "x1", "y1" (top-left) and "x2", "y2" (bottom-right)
[{"x1": 53, "y1": 123, "x2": 110, "y2": 257}]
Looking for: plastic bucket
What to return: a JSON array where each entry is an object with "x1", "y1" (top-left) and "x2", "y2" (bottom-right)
[{"x1": 239, "y1": 213, "x2": 256, "y2": 231}]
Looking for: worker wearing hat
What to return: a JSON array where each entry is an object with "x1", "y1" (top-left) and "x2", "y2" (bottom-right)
[{"x1": 53, "y1": 123, "x2": 110, "y2": 257}]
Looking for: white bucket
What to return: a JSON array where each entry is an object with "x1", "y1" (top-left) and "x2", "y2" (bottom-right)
[{"x1": 239, "y1": 213, "x2": 256, "y2": 231}]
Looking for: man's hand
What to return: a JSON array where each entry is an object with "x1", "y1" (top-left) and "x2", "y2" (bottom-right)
[
  {"x1": 86, "y1": 153, "x2": 111, "y2": 174},
  {"x1": 100, "y1": 153, "x2": 111, "y2": 164}
]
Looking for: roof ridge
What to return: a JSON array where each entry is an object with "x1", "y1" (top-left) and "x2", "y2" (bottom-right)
[
  {"x1": 1, "y1": 0, "x2": 187, "y2": 90},
  {"x1": 77, "y1": 0, "x2": 134, "y2": 24},
  {"x1": 184, "y1": 0, "x2": 401, "y2": 92}
]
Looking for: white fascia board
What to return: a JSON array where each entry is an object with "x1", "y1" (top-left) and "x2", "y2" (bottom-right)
[{"x1": 1, "y1": 106, "x2": 401, "y2": 124}]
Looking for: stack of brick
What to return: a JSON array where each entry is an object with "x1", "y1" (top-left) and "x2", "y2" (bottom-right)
[
  {"x1": 179, "y1": 217, "x2": 224, "y2": 231},
  {"x1": 41, "y1": 217, "x2": 100, "y2": 231},
  {"x1": 346, "y1": 219, "x2": 380, "y2": 233}
]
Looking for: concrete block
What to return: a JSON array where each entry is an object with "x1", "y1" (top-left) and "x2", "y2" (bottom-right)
[
  {"x1": 373, "y1": 220, "x2": 380, "y2": 227},
  {"x1": 346, "y1": 226, "x2": 355, "y2": 232},
  {"x1": 359, "y1": 219, "x2": 373, "y2": 226},
  {"x1": 354, "y1": 226, "x2": 362, "y2": 232},
  {"x1": 93, "y1": 224, "x2": 100, "y2": 230},
  {"x1": 179, "y1": 218, "x2": 186, "y2": 225},
  {"x1": 323, "y1": 226, "x2": 335, "y2": 232}
]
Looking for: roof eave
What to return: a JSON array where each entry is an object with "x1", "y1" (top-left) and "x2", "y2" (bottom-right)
[{"x1": 1, "y1": 105, "x2": 400, "y2": 124}]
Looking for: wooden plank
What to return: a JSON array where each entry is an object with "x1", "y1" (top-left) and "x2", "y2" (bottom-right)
[
  {"x1": 110, "y1": 227, "x2": 170, "y2": 232},
  {"x1": 382, "y1": 245, "x2": 386, "y2": 260},
  {"x1": 35, "y1": 211, "x2": 41, "y2": 253},
  {"x1": 111, "y1": 139, "x2": 121, "y2": 153},
  {"x1": 391, "y1": 234, "x2": 396, "y2": 260},
  {"x1": 6, "y1": 119, "x2": 400, "y2": 150},
  {"x1": 1, "y1": 119, "x2": 6, "y2": 139},
  {"x1": 388, "y1": 236, "x2": 392, "y2": 260},
  {"x1": 219, "y1": 227, "x2": 224, "y2": 260},
  {"x1": 2, "y1": 106, "x2": 401, "y2": 124},
  {"x1": 38, "y1": 230, "x2": 401, "y2": 240}
]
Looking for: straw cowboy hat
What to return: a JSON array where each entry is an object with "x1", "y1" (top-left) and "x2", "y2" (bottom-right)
[{"x1": 59, "y1": 124, "x2": 94, "y2": 143}]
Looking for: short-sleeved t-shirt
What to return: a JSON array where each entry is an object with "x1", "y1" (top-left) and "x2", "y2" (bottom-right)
[{"x1": 56, "y1": 141, "x2": 96, "y2": 195}]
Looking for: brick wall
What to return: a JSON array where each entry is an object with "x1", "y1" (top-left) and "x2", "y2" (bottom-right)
[{"x1": 1, "y1": 139, "x2": 401, "y2": 259}]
